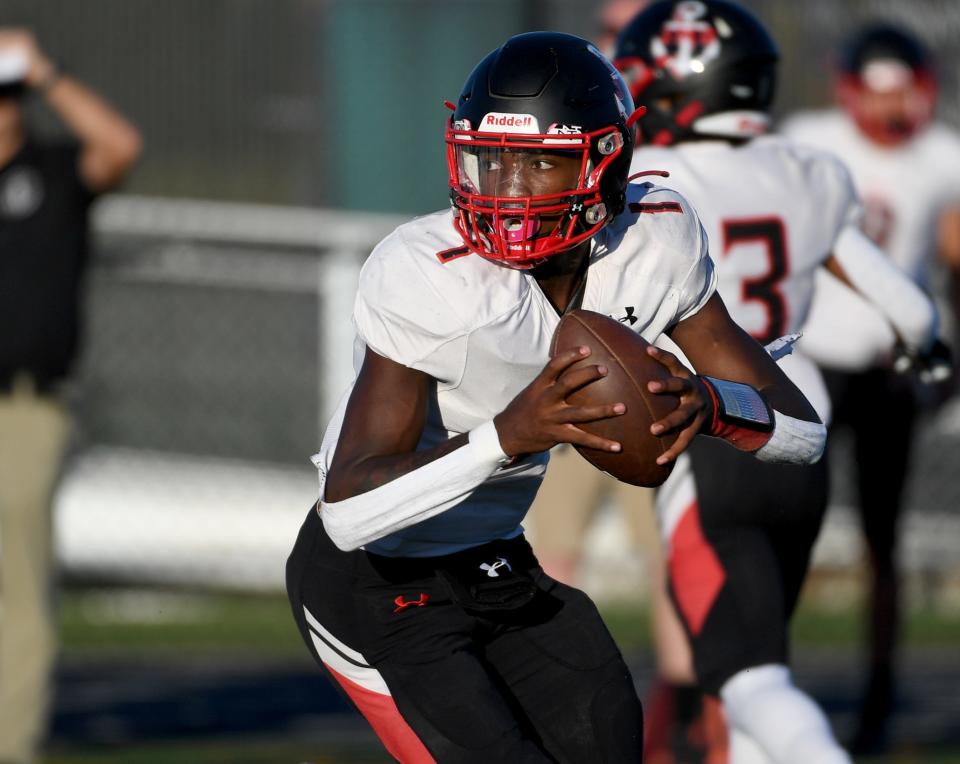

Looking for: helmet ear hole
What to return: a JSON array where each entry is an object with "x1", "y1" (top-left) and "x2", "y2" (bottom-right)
[
  {"x1": 597, "y1": 133, "x2": 622, "y2": 156},
  {"x1": 585, "y1": 203, "x2": 607, "y2": 225}
]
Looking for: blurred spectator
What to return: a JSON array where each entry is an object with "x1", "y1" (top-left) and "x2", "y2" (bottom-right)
[
  {"x1": 0, "y1": 28, "x2": 140, "y2": 764},
  {"x1": 782, "y1": 23, "x2": 960, "y2": 755}
]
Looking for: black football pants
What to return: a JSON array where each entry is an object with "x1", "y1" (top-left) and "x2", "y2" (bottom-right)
[
  {"x1": 286, "y1": 507, "x2": 644, "y2": 763},
  {"x1": 669, "y1": 436, "x2": 829, "y2": 695}
]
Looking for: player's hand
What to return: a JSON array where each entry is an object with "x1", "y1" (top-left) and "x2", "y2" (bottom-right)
[
  {"x1": 893, "y1": 338, "x2": 953, "y2": 385},
  {"x1": 644, "y1": 344, "x2": 712, "y2": 465},
  {"x1": 0, "y1": 28, "x2": 54, "y2": 89},
  {"x1": 494, "y1": 346, "x2": 626, "y2": 457}
]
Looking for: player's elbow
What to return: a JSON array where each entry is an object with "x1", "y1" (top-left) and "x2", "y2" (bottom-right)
[
  {"x1": 319, "y1": 500, "x2": 363, "y2": 552},
  {"x1": 323, "y1": 461, "x2": 361, "y2": 504}
]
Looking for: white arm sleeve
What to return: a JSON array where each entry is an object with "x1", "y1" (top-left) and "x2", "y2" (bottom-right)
[
  {"x1": 832, "y1": 224, "x2": 938, "y2": 353},
  {"x1": 755, "y1": 410, "x2": 826, "y2": 465},
  {"x1": 319, "y1": 420, "x2": 509, "y2": 552}
]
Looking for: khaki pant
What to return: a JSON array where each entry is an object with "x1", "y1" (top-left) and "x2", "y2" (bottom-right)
[
  {"x1": 0, "y1": 380, "x2": 70, "y2": 764},
  {"x1": 526, "y1": 444, "x2": 660, "y2": 575}
]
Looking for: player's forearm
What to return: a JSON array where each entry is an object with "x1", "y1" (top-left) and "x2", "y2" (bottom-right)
[
  {"x1": 325, "y1": 433, "x2": 470, "y2": 502},
  {"x1": 43, "y1": 75, "x2": 142, "y2": 188},
  {"x1": 937, "y1": 208, "x2": 960, "y2": 269},
  {"x1": 829, "y1": 226, "x2": 938, "y2": 353},
  {"x1": 320, "y1": 423, "x2": 507, "y2": 551},
  {"x1": 726, "y1": 359, "x2": 826, "y2": 463},
  {"x1": 698, "y1": 374, "x2": 825, "y2": 464},
  {"x1": 750, "y1": 372, "x2": 819, "y2": 423}
]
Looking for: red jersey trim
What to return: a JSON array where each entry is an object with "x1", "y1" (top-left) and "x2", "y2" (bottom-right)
[
  {"x1": 436, "y1": 245, "x2": 472, "y2": 264},
  {"x1": 629, "y1": 201, "x2": 683, "y2": 214}
]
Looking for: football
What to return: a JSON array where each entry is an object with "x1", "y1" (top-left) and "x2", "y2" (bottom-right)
[{"x1": 550, "y1": 309, "x2": 680, "y2": 487}]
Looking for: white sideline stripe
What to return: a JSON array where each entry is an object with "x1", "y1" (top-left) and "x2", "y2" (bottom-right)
[
  {"x1": 303, "y1": 605, "x2": 369, "y2": 664},
  {"x1": 303, "y1": 606, "x2": 391, "y2": 696},
  {"x1": 308, "y1": 629, "x2": 391, "y2": 696}
]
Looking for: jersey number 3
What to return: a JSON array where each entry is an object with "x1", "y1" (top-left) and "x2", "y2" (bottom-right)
[{"x1": 722, "y1": 217, "x2": 789, "y2": 345}]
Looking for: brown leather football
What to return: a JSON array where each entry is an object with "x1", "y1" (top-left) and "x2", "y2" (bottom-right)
[{"x1": 550, "y1": 309, "x2": 679, "y2": 487}]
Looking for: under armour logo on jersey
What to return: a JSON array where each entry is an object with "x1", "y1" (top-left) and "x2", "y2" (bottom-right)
[
  {"x1": 479, "y1": 557, "x2": 512, "y2": 578},
  {"x1": 617, "y1": 307, "x2": 638, "y2": 326},
  {"x1": 393, "y1": 593, "x2": 430, "y2": 613}
]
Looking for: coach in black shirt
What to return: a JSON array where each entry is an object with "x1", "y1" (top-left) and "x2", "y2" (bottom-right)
[{"x1": 0, "y1": 28, "x2": 140, "y2": 764}]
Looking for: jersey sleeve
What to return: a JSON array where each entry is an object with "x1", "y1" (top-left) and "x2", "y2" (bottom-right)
[
  {"x1": 674, "y1": 200, "x2": 718, "y2": 323},
  {"x1": 781, "y1": 138, "x2": 864, "y2": 246},
  {"x1": 817, "y1": 150, "x2": 863, "y2": 240},
  {"x1": 353, "y1": 229, "x2": 468, "y2": 384}
]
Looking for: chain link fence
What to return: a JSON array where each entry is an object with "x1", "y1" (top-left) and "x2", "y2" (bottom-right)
[{"x1": 54, "y1": 196, "x2": 404, "y2": 590}]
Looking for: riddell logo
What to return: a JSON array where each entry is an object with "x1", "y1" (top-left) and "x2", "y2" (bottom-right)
[
  {"x1": 479, "y1": 112, "x2": 540, "y2": 134},
  {"x1": 484, "y1": 114, "x2": 532, "y2": 127}
]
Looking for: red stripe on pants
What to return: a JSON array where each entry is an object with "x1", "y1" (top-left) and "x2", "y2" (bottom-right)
[
  {"x1": 668, "y1": 501, "x2": 726, "y2": 636},
  {"x1": 324, "y1": 662, "x2": 436, "y2": 763}
]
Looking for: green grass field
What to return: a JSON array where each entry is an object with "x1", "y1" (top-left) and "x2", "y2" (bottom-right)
[
  {"x1": 44, "y1": 738, "x2": 960, "y2": 764},
  {"x1": 58, "y1": 585, "x2": 960, "y2": 656},
  {"x1": 45, "y1": 586, "x2": 960, "y2": 764}
]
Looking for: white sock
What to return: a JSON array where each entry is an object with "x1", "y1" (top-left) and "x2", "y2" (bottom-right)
[{"x1": 720, "y1": 664, "x2": 852, "y2": 764}]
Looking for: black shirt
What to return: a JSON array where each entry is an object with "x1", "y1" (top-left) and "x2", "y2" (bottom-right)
[{"x1": 0, "y1": 141, "x2": 96, "y2": 383}]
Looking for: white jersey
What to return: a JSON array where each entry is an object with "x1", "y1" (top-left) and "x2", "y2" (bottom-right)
[
  {"x1": 781, "y1": 110, "x2": 960, "y2": 371},
  {"x1": 631, "y1": 136, "x2": 859, "y2": 420},
  {"x1": 318, "y1": 183, "x2": 716, "y2": 557},
  {"x1": 783, "y1": 110, "x2": 960, "y2": 287}
]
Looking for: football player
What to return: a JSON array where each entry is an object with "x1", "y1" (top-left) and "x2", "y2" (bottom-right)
[
  {"x1": 614, "y1": 2, "x2": 941, "y2": 763},
  {"x1": 287, "y1": 31, "x2": 826, "y2": 763},
  {"x1": 782, "y1": 25, "x2": 960, "y2": 753}
]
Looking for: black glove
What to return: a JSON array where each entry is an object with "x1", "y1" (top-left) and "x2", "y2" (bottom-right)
[{"x1": 892, "y1": 338, "x2": 953, "y2": 384}]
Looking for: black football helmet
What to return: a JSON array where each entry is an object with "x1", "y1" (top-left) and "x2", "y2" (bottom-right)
[
  {"x1": 613, "y1": 0, "x2": 778, "y2": 145},
  {"x1": 446, "y1": 32, "x2": 641, "y2": 268},
  {"x1": 836, "y1": 24, "x2": 936, "y2": 146}
]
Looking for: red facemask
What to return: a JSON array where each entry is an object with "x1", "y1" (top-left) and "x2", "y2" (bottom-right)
[
  {"x1": 837, "y1": 61, "x2": 936, "y2": 147},
  {"x1": 445, "y1": 120, "x2": 629, "y2": 269}
]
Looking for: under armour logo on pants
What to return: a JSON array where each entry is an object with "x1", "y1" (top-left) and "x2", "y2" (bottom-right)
[{"x1": 479, "y1": 557, "x2": 512, "y2": 578}]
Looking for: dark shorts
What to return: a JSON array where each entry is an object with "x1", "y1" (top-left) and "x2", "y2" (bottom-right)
[
  {"x1": 666, "y1": 437, "x2": 829, "y2": 695},
  {"x1": 286, "y1": 507, "x2": 644, "y2": 763}
]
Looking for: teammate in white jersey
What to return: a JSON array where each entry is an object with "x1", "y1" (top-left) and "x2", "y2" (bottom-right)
[
  {"x1": 286, "y1": 31, "x2": 826, "y2": 763},
  {"x1": 614, "y1": 3, "x2": 940, "y2": 764},
  {"x1": 782, "y1": 24, "x2": 960, "y2": 754}
]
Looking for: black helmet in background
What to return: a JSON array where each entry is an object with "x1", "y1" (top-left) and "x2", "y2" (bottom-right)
[
  {"x1": 446, "y1": 31, "x2": 640, "y2": 268},
  {"x1": 836, "y1": 24, "x2": 936, "y2": 147},
  {"x1": 613, "y1": 0, "x2": 778, "y2": 145}
]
